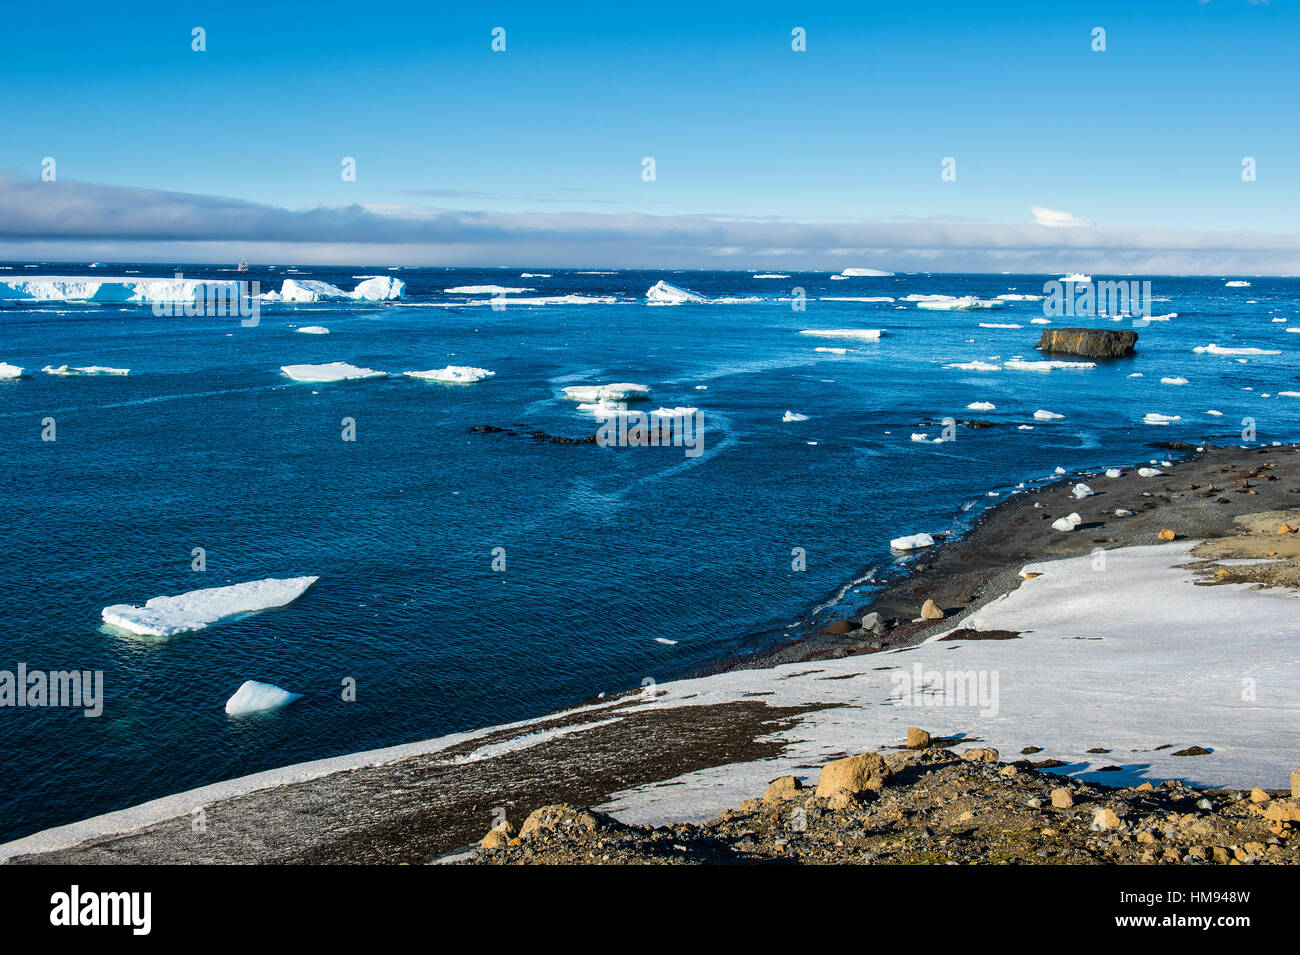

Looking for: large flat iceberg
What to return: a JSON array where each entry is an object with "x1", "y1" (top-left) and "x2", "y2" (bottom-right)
[
  {"x1": 562, "y1": 382, "x2": 651, "y2": 402},
  {"x1": 0, "y1": 363, "x2": 24, "y2": 379},
  {"x1": 0, "y1": 275, "x2": 246, "y2": 304},
  {"x1": 102, "y1": 576, "x2": 319, "y2": 637},
  {"x1": 281, "y1": 362, "x2": 385, "y2": 382},
  {"x1": 799, "y1": 329, "x2": 882, "y2": 341},
  {"x1": 43, "y1": 365, "x2": 130, "y2": 376},
  {"x1": 405, "y1": 366, "x2": 495, "y2": 383}
]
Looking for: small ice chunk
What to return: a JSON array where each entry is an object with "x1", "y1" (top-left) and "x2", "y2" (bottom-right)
[
  {"x1": 911, "y1": 433, "x2": 929, "y2": 442},
  {"x1": 1137, "y1": 467, "x2": 1163, "y2": 477},
  {"x1": 445, "y1": 285, "x2": 532, "y2": 295},
  {"x1": 1143, "y1": 413, "x2": 1181, "y2": 425},
  {"x1": 296, "y1": 325, "x2": 330, "y2": 335},
  {"x1": 225, "y1": 680, "x2": 303, "y2": 716},
  {"x1": 890, "y1": 532, "x2": 935, "y2": 551},
  {"x1": 1161, "y1": 376, "x2": 1189, "y2": 386},
  {"x1": 0, "y1": 362, "x2": 26, "y2": 378},
  {"x1": 43, "y1": 365, "x2": 130, "y2": 376},
  {"x1": 782, "y1": 411, "x2": 810, "y2": 422},
  {"x1": 1072, "y1": 483, "x2": 1094, "y2": 499},
  {"x1": 944, "y1": 361, "x2": 1000, "y2": 372},
  {"x1": 405, "y1": 366, "x2": 495, "y2": 383},
  {"x1": 1206, "y1": 410, "x2": 1223, "y2": 416},
  {"x1": 1105, "y1": 468, "x2": 1122, "y2": 478},
  {"x1": 1115, "y1": 508, "x2": 1135, "y2": 517},
  {"x1": 799, "y1": 329, "x2": 883, "y2": 341},
  {"x1": 1034, "y1": 409, "x2": 1065, "y2": 420},
  {"x1": 1193, "y1": 344, "x2": 1279, "y2": 356},
  {"x1": 966, "y1": 401, "x2": 996, "y2": 411},
  {"x1": 1051, "y1": 513, "x2": 1082, "y2": 532}
]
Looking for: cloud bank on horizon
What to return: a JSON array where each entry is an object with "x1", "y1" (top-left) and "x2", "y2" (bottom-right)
[{"x1": 1, "y1": 173, "x2": 1298, "y2": 274}]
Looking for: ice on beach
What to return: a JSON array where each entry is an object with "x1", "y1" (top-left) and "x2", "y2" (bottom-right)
[
  {"x1": 224, "y1": 680, "x2": 303, "y2": 716},
  {"x1": 966, "y1": 401, "x2": 996, "y2": 411},
  {"x1": 1115, "y1": 508, "x2": 1135, "y2": 516},
  {"x1": 1137, "y1": 467, "x2": 1163, "y2": 477},
  {"x1": 1051, "y1": 515, "x2": 1081, "y2": 532},
  {"x1": 1193, "y1": 344, "x2": 1280, "y2": 356},
  {"x1": 562, "y1": 382, "x2": 651, "y2": 402},
  {"x1": 1072, "y1": 483, "x2": 1094, "y2": 499},
  {"x1": 102, "y1": 576, "x2": 319, "y2": 637},
  {"x1": 1033, "y1": 409, "x2": 1065, "y2": 420},
  {"x1": 799, "y1": 329, "x2": 882, "y2": 341},
  {"x1": 646, "y1": 280, "x2": 705, "y2": 305},
  {"x1": 1105, "y1": 468, "x2": 1122, "y2": 478},
  {"x1": 445, "y1": 285, "x2": 533, "y2": 295},
  {"x1": 889, "y1": 532, "x2": 934, "y2": 551},
  {"x1": 296, "y1": 326, "x2": 330, "y2": 335},
  {"x1": 404, "y1": 366, "x2": 495, "y2": 384},
  {"x1": 1225, "y1": 280, "x2": 1252, "y2": 287},
  {"x1": 0, "y1": 363, "x2": 23, "y2": 379},
  {"x1": 1161, "y1": 377, "x2": 1189, "y2": 386},
  {"x1": 838, "y1": 268, "x2": 894, "y2": 277},
  {"x1": 1005, "y1": 359, "x2": 1096, "y2": 372},
  {"x1": 42, "y1": 365, "x2": 129, "y2": 376},
  {"x1": 944, "y1": 361, "x2": 1000, "y2": 372},
  {"x1": 782, "y1": 411, "x2": 810, "y2": 422},
  {"x1": 280, "y1": 362, "x2": 386, "y2": 382},
  {"x1": 1144, "y1": 413, "x2": 1181, "y2": 425}
]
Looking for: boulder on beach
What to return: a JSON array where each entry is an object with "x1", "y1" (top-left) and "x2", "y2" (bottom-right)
[
  {"x1": 1036, "y1": 327, "x2": 1138, "y2": 358},
  {"x1": 815, "y1": 752, "x2": 891, "y2": 796}
]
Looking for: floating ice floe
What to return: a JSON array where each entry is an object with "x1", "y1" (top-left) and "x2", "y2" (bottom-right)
[
  {"x1": 404, "y1": 366, "x2": 495, "y2": 384},
  {"x1": 979, "y1": 322, "x2": 1022, "y2": 329},
  {"x1": 996, "y1": 293, "x2": 1044, "y2": 301},
  {"x1": 350, "y1": 276, "x2": 406, "y2": 300},
  {"x1": 1225, "y1": 280, "x2": 1252, "y2": 287},
  {"x1": 1072, "y1": 483, "x2": 1094, "y2": 499},
  {"x1": 1137, "y1": 467, "x2": 1163, "y2": 477},
  {"x1": 782, "y1": 411, "x2": 809, "y2": 422},
  {"x1": 1030, "y1": 318, "x2": 1051, "y2": 324},
  {"x1": 102, "y1": 576, "x2": 319, "y2": 637},
  {"x1": 1033, "y1": 409, "x2": 1065, "y2": 420},
  {"x1": 280, "y1": 362, "x2": 385, "y2": 382},
  {"x1": 42, "y1": 365, "x2": 129, "y2": 376},
  {"x1": 1193, "y1": 344, "x2": 1280, "y2": 356},
  {"x1": 646, "y1": 280, "x2": 705, "y2": 305},
  {"x1": 445, "y1": 285, "x2": 532, "y2": 295},
  {"x1": 799, "y1": 329, "x2": 882, "y2": 341},
  {"x1": 1051, "y1": 513, "x2": 1083, "y2": 532},
  {"x1": 520, "y1": 273, "x2": 550, "y2": 278},
  {"x1": 0, "y1": 275, "x2": 245, "y2": 303},
  {"x1": 296, "y1": 326, "x2": 330, "y2": 335},
  {"x1": 913, "y1": 295, "x2": 1004, "y2": 311},
  {"x1": 1278, "y1": 391, "x2": 1300, "y2": 398},
  {"x1": 1144, "y1": 413, "x2": 1181, "y2": 425},
  {"x1": 1161, "y1": 376, "x2": 1189, "y2": 386},
  {"x1": 650, "y1": 406, "x2": 698, "y2": 417},
  {"x1": 944, "y1": 360, "x2": 1001, "y2": 372},
  {"x1": 966, "y1": 401, "x2": 996, "y2": 411},
  {"x1": 562, "y1": 382, "x2": 651, "y2": 402},
  {"x1": 838, "y1": 268, "x2": 894, "y2": 277},
  {"x1": 814, "y1": 346, "x2": 851, "y2": 354},
  {"x1": 0, "y1": 363, "x2": 23, "y2": 379},
  {"x1": 752, "y1": 273, "x2": 790, "y2": 279},
  {"x1": 1005, "y1": 359, "x2": 1096, "y2": 372},
  {"x1": 1206, "y1": 410, "x2": 1223, "y2": 416},
  {"x1": 1058, "y1": 273, "x2": 1091, "y2": 283},
  {"x1": 910, "y1": 433, "x2": 929, "y2": 442},
  {"x1": 890, "y1": 532, "x2": 934, "y2": 551},
  {"x1": 819, "y1": 296, "x2": 895, "y2": 303},
  {"x1": 1018, "y1": 425, "x2": 1034, "y2": 430},
  {"x1": 225, "y1": 680, "x2": 303, "y2": 716}
]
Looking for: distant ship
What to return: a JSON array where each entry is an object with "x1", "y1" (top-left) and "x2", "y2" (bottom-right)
[{"x1": 236, "y1": 259, "x2": 249, "y2": 273}]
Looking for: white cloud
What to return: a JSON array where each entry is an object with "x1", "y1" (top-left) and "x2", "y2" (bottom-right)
[{"x1": 1031, "y1": 206, "x2": 1094, "y2": 229}]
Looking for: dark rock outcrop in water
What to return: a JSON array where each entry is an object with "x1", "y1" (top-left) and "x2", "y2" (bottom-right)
[
  {"x1": 470, "y1": 425, "x2": 598, "y2": 445},
  {"x1": 1036, "y1": 328, "x2": 1137, "y2": 359}
]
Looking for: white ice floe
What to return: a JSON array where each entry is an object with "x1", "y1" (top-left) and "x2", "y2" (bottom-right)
[
  {"x1": 996, "y1": 293, "x2": 1044, "y2": 301},
  {"x1": 1005, "y1": 359, "x2": 1096, "y2": 372},
  {"x1": 42, "y1": 365, "x2": 129, "y2": 376},
  {"x1": 404, "y1": 366, "x2": 495, "y2": 384},
  {"x1": 814, "y1": 347, "x2": 851, "y2": 354},
  {"x1": 1018, "y1": 424, "x2": 1034, "y2": 430},
  {"x1": 276, "y1": 279, "x2": 349, "y2": 303},
  {"x1": 1144, "y1": 413, "x2": 1181, "y2": 425},
  {"x1": 280, "y1": 362, "x2": 385, "y2": 382},
  {"x1": 646, "y1": 280, "x2": 705, "y2": 305},
  {"x1": 798, "y1": 329, "x2": 882, "y2": 341},
  {"x1": 1161, "y1": 376, "x2": 1189, "y2": 386},
  {"x1": 1206, "y1": 410, "x2": 1223, "y2": 416},
  {"x1": 296, "y1": 326, "x2": 330, "y2": 335},
  {"x1": 914, "y1": 295, "x2": 1004, "y2": 311},
  {"x1": 1225, "y1": 280, "x2": 1252, "y2": 288},
  {"x1": 1033, "y1": 409, "x2": 1065, "y2": 420},
  {"x1": 225, "y1": 680, "x2": 303, "y2": 716},
  {"x1": 446, "y1": 285, "x2": 533, "y2": 295},
  {"x1": 273, "y1": 277, "x2": 405, "y2": 303},
  {"x1": 1030, "y1": 318, "x2": 1051, "y2": 324},
  {"x1": 102, "y1": 576, "x2": 318, "y2": 637},
  {"x1": 1115, "y1": 508, "x2": 1134, "y2": 516},
  {"x1": 1058, "y1": 273, "x2": 1091, "y2": 283},
  {"x1": 966, "y1": 401, "x2": 996, "y2": 411},
  {"x1": 944, "y1": 360, "x2": 1001, "y2": 372},
  {"x1": 979, "y1": 322, "x2": 1022, "y2": 329},
  {"x1": 910, "y1": 433, "x2": 930, "y2": 443},
  {"x1": 1072, "y1": 483, "x2": 1094, "y2": 499},
  {"x1": 0, "y1": 275, "x2": 244, "y2": 303},
  {"x1": 520, "y1": 273, "x2": 551, "y2": 278},
  {"x1": 782, "y1": 411, "x2": 810, "y2": 422},
  {"x1": 650, "y1": 406, "x2": 699, "y2": 417},
  {"x1": 838, "y1": 268, "x2": 894, "y2": 277},
  {"x1": 818, "y1": 296, "x2": 895, "y2": 303},
  {"x1": 0, "y1": 363, "x2": 23, "y2": 379},
  {"x1": 1105, "y1": 468, "x2": 1122, "y2": 478},
  {"x1": 1193, "y1": 344, "x2": 1280, "y2": 356},
  {"x1": 752, "y1": 273, "x2": 790, "y2": 279},
  {"x1": 1051, "y1": 513, "x2": 1082, "y2": 532},
  {"x1": 562, "y1": 382, "x2": 651, "y2": 402},
  {"x1": 889, "y1": 532, "x2": 934, "y2": 551},
  {"x1": 1277, "y1": 391, "x2": 1300, "y2": 398},
  {"x1": 1137, "y1": 467, "x2": 1163, "y2": 477}
]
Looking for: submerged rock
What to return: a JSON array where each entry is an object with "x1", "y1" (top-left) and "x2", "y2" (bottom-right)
[{"x1": 1036, "y1": 327, "x2": 1138, "y2": 358}]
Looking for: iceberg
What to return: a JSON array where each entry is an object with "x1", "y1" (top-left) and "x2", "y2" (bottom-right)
[
  {"x1": 102, "y1": 576, "x2": 318, "y2": 637},
  {"x1": 1033, "y1": 409, "x2": 1065, "y2": 420},
  {"x1": 404, "y1": 366, "x2": 495, "y2": 384},
  {"x1": 0, "y1": 275, "x2": 246, "y2": 304},
  {"x1": 276, "y1": 279, "x2": 348, "y2": 303},
  {"x1": 782, "y1": 411, "x2": 810, "y2": 422},
  {"x1": 1144, "y1": 413, "x2": 1181, "y2": 425},
  {"x1": 0, "y1": 362, "x2": 25, "y2": 379},
  {"x1": 445, "y1": 285, "x2": 533, "y2": 295},
  {"x1": 646, "y1": 281, "x2": 705, "y2": 305},
  {"x1": 798, "y1": 329, "x2": 882, "y2": 341},
  {"x1": 890, "y1": 532, "x2": 935, "y2": 551},
  {"x1": 1225, "y1": 280, "x2": 1252, "y2": 288},
  {"x1": 1059, "y1": 273, "x2": 1091, "y2": 283},
  {"x1": 1161, "y1": 376, "x2": 1189, "y2": 386},
  {"x1": 562, "y1": 382, "x2": 651, "y2": 402},
  {"x1": 280, "y1": 362, "x2": 385, "y2": 382},
  {"x1": 42, "y1": 365, "x2": 129, "y2": 376},
  {"x1": 1004, "y1": 359, "x2": 1095, "y2": 372},
  {"x1": 1193, "y1": 344, "x2": 1279, "y2": 356},
  {"x1": 838, "y1": 268, "x2": 894, "y2": 277},
  {"x1": 966, "y1": 401, "x2": 996, "y2": 411},
  {"x1": 225, "y1": 680, "x2": 303, "y2": 716},
  {"x1": 296, "y1": 326, "x2": 330, "y2": 335},
  {"x1": 350, "y1": 276, "x2": 405, "y2": 300},
  {"x1": 271, "y1": 277, "x2": 405, "y2": 303}
]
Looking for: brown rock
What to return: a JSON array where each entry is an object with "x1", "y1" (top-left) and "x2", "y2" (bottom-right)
[
  {"x1": 1157, "y1": 528, "x2": 1176, "y2": 541},
  {"x1": 961, "y1": 747, "x2": 999, "y2": 763},
  {"x1": 1093, "y1": 807, "x2": 1122, "y2": 830},
  {"x1": 906, "y1": 727, "x2": 931, "y2": 749},
  {"x1": 920, "y1": 599, "x2": 945, "y2": 620},
  {"x1": 815, "y1": 752, "x2": 891, "y2": 796},
  {"x1": 1036, "y1": 327, "x2": 1138, "y2": 359},
  {"x1": 1250, "y1": 787, "x2": 1271, "y2": 804},
  {"x1": 1292, "y1": 768, "x2": 1300, "y2": 798},
  {"x1": 763, "y1": 775, "x2": 803, "y2": 803},
  {"x1": 1265, "y1": 801, "x2": 1300, "y2": 823},
  {"x1": 1051, "y1": 787, "x2": 1075, "y2": 809},
  {"x1": 519, "y1": 805, "x2": 607, "y2": 837},
  {"x1": 1279, "y1": 523, "x2": 1295, "y2": 535},
  {"x1": 825, "y1": 788, "x2": 858, "y2": 811}
]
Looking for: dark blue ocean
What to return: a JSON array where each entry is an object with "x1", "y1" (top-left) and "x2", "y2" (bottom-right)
[{"x1": 2, "y1": 265, "x2": 1297, "y2": 841}]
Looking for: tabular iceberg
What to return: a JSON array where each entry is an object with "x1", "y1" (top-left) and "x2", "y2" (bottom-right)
[
  {"x1": 281, "y1": 362, "x2": 386, "y2": 382},
  {"x1": 102, "y1": 576, "x2": 319, "y2": 637},
  {"x1": 0, "y1": 363, "x2": 26, "y2": 379},
  {"x1": 798, "y1": 329, "x2": 882, "y2": 341},
  {"x1": 404, "y1": 366, "x2": 495, "y2": 383},
  {"x1": 0, "y1": 275, "x2": 245, "y2": 303},
  {"x1": 225, "y1": 680, "x2": 303, "y2": 716},
  {"x1": 562, "y1": 383, "x2": 651, "y2": 402},
  {"x1": 42, "y1": 365, "x2": 130, "y2": 376}
]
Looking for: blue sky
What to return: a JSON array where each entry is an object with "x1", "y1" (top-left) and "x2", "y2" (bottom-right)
[{"x1": 1, "y1": 0, "x2": 1297, "y2": 269}]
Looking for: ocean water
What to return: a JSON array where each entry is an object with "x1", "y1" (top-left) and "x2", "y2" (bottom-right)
[{"x1": 1, "y1": 265, "x2": 1297, "y2": 841}]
